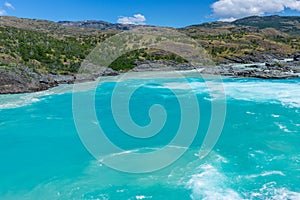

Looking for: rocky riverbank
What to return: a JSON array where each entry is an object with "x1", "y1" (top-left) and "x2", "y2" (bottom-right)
[
  {"x1": 202, "y1": 60, "x2": 300, "y2": 79},
  {"x1": 1, "y1": 57, "x2": 300, "y2": 94},
  {"x1": 0, "y1": 66, "x2": 119, "y2": 94},
  {"x1": 131, "y1": 57, "x2": 300, "y2": 79},
  {"x1": 131, "y1": 60, "x2": 202, "y2": 72}
]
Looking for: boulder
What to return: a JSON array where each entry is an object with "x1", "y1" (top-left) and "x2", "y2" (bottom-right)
[
  {"x1": 265, "y1": 62, "x2": 276, "y2": 67},
  {"x1": 102, "y1": 68, "x2": 119, "y2": 76},
  {"x1": 294, "y1": 52, "x2": 300, "y2": 61},
  {"x1": 39, "y1": 77, "x2": 49, "y2": 84}
]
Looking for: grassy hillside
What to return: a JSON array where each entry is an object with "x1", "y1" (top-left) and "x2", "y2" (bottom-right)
[
  {"x1": 181, "y1": 22, "x2": 300, "y2": 63},
  {"x1": 0, "y1": 17, "x2": 191, "y2": 73},
  {"x1": 0, "y1": 17, "x2": 115, "y2": 74},
  {"x1": 109, "y1": 48, "x2": 188, "y2": 71},
  {"x1": 0, "y1": 15, "x2": 300, "y2": 75}
]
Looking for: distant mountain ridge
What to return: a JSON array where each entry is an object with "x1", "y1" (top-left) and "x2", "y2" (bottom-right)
[
  {"x1": 2, "y1": 15, "x2": 300, "y2": 34},
  {"x1": 57, "y1": 20, "x2": 138, "y2": 31},
  {"x1": 0, "y1": 16, "x2": 105, "y2": 37},
  {"x1": 189, "y1": 15, "x2": 300, "y2": 35},
  {"x1": 233, "y1": 15, "x2": 300, "y2": 35}
]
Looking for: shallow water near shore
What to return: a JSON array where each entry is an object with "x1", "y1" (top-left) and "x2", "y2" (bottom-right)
[{"x1": 0, "y1": 75, "x2": 300, "y2": 199}]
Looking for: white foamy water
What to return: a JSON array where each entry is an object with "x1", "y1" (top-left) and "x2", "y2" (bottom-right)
[
  {"x1": 0, "y1": 93, "x2": 41, "y2": 109},
  {"x1": 248, "y1": 182, "x2": 300, "y2": 200},
  {"x1": 186, "y1": 164, "x2": 242, "y2": 200},
  {"x1": 223, "y1": 80, "x2": 300, "y2": 108},
  {"x1": 156, "y1": 78, "x2": 300, "y2": 108},
  {"x1": 246, "y1": 171, "x2": 286, "y2": 179},
  {"x1": 0, "y1": 84, "x2": 79, "y2": 109}
]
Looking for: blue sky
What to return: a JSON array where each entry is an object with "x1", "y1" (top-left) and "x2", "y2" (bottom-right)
[{"x1": 1, "y1": 0, "x2": 300, "y2": 27}]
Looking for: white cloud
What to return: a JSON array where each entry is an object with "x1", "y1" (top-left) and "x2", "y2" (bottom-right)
[
  {"x1": 117, "y1": 14, "x2": 146, "y2": 25},
  {"x1": 285, "y1": 0, "x2": 300, "y2": 10},
  {"x1": 212, "y1": 0, "x2": 300, "y2": 20},
  {"x1": 4, "y1": 2, "x2": 14, "y2": 10},
  {"x1": 0, "y1": 9, "x2": 7, "y2": 15},
  {"x1": 220, "y1": 17, "x2": 237, "y2": 22}
]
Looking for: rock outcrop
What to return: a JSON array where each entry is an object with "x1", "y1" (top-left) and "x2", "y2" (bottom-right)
[
  {"x1": 0, "y1": 66, "x2": 119, "y2": 94},
  {"x1": 294, "y1": 52, "x2": 300, "y2": 61},
  {"x1": 202, "y1": 61, "x2": 300, "y2": 79},
  {"x1": 132, "y1": 60, "x2": 200, "y2": 72}
]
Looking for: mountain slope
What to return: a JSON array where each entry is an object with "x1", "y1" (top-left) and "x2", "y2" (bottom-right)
[
  {"x1": 1, "y1": 15, "x2": 300, "y2": 69},
  {"x1": 58, "y1": 20, "x2": 138, "y2": 31},
  {"x1": 233, "y1": 15, "x2": 300, "y2": 35},
  {"x1": 0, "y1": 17, "x2": 114, "y2": 74},
  {"x1": 181, "y1": 15, "x2": 300, "y2": 63},
  {"x1": 187, "y1": 15, "x2": 300, "y2": 36},
  {"x1": 0, "y1": 16, "x2": 112, "y2": 37}
]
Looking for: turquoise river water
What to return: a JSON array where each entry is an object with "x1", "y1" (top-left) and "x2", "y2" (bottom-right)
[{"x1": 0, "y1": 74, "x2": 300, "y2": 199}]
